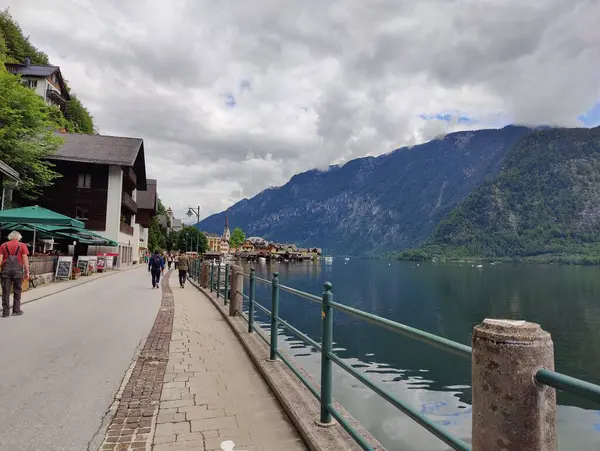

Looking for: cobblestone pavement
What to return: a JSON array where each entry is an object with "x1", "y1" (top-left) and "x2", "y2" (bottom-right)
[
  {"x1": 100, "y1": 270, "x2": 174, "y2": 451},
  {"x1": 152, "y1": 272, "x2": 307, "y2": 451}
]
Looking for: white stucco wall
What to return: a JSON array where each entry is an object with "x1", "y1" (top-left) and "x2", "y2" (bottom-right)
[{"x1": 105, "y1": 165, "x2": 123, "y2": 241}]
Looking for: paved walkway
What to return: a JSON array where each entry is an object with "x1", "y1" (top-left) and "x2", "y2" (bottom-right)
[
  {"x1": 21, "y1": 264, "x2": 141, "y2": 306},
  {"x1": 0, "y1": 266, "x2": 160, "y2": 451},
  {"x1": 153, "y1": 272, "x2": 307, "y2": 451}
]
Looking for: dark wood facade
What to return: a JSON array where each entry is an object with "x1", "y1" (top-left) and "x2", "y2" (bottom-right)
[{"x1": 33, "y1": 161, "x2": 109, "y2": 231}]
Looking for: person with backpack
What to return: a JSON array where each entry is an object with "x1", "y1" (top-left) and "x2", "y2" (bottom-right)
[
  {"x1": 0, "y1": 231, "x2": 30, "y2": 317},
  {"x1": 148, "y1": 250, "x2": 165, "y2": 289}
]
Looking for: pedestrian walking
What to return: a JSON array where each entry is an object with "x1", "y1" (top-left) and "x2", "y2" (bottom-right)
[
  {"x1": 0, "y1": 231, "x2": 30, "y2": 317},
  {"x1": 174, "y1": 254, "x2": 179, "y2": 270},
  {"x1": 177, "y1": 250, "x2": 190, "y2": 288},
  {"x1": 167, "y1": 253, "x2": 173, "y2": 270},
  {"x1": 148, "y1": 250, "x2": 164, "y2": 289}
]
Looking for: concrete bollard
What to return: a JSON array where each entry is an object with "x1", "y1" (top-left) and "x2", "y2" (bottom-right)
[
  {"x1": 472, "y1": 319, "x2": 556, "y2": 451},
  {"x1": 228, "y1": 265, "x2": 243, "y2": 317},
  {"x1": 201, "y1": 261, "x2": 211, "y2": 288}
]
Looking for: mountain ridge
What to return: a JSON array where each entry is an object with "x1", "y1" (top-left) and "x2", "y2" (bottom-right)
[
  {"x1": 406, "y1": 126, "x2": 600, "y2": 264},
  {"x1": 198, "y1": 125, "x2": 532, "y2": 255}
]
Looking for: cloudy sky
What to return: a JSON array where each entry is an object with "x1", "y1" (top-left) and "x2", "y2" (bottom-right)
[{"x1": 6, "y1": 0, "x2": 600, "y2": 220}]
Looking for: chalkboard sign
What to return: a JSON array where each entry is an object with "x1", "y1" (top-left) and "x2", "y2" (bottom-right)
[
  {"x1": 88, "y1": 256, "x2": 97, "y2": 273},
  {"x1": 97, "y1": 256, "x2": 106, "y2": 271},
  {"x1": 77, "y1": 257, "x2": 89, "y2": 276},
  {"x1": 106, "y1": 256, "x2": 113, "y2": 270},
  {"x1": 55, "y1": 256, "x2": 72, "y2": 280}
]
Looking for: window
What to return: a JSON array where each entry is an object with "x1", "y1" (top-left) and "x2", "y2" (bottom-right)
[
  {"x1": 24, "y1": 79, "x2": 38, "y2": 89},
  {"x1": 75, "y1": 204, "x2": 90, "y2": 219},
  {"x1": 77, "y1": 173, "x2": 91, "y2": 189}
]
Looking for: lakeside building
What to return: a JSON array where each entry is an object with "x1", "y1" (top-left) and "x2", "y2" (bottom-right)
[
  {"x1": 17, "y1": 132, "x2": 153, "y2": 267},
  {"x1": 5, "y1": 58, "x2": 70, "y2": 111}
]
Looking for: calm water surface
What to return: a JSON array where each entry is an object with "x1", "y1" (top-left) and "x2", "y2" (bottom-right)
[{"x1": 242, "y1": 259, "x2": 600, "y2": 450}]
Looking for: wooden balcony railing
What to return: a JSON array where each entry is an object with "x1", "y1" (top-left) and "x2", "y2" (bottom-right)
[
  {"x1": 120, "y1": 222, "x2": 134, "y2": 235},
  {"x1": 123, "y1": 167, "x2": 137, "y2": 188},
  {"x1": 121, "y1": 191, "x2": 137, "y2": 214}
]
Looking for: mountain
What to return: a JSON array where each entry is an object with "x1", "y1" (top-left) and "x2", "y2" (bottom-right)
[
  {"x1": 198, "y1": 125, "x2": 531, "y2": 256},
  {"x1": 408, "y1": 126, "x2": 600, "y2": 264}
]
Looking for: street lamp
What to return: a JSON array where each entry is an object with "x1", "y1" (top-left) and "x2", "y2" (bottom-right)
[{"x1": 187, "y1": 205, "x2": 201, "y2": 255}]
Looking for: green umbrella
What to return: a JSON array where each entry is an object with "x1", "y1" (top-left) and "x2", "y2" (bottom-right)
[{"x1": 0, "y1": 205, "x2": 85, "y2": 228}]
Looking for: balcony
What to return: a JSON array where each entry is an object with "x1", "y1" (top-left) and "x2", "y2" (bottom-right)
[
  {"x1": 121, "y1": 191, "x2": 137, "y2": 214},
  {"x1": 120, "y1": 222, "x2": 134, "y2": 235},
  {"x1": 123, "y1": 167, "x2": 137, "y2": 189},
  {"x1": 46, "y1": 87, "x2": 67, "y2": 105}
]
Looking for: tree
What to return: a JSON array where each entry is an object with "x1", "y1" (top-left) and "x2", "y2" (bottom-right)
[
  {"x1": 166, "y1": 231, "x2": 178, "y2": 252},
  {"x1": 64, "y1": 93, "x2": 95, "y2": 134},
  {"x1": 229, "y1": 227, "x2": 246, "y2": 249},
  {"x1": 0, "y1": 9, "x2": 50, "y2": 65},
  {"x1": 0, "y1": 67, "x2": 63, "y2": 198},
  {"x1": 147, "y1": 217, "x2": 165, "y2": 253},
  {"x1": 0, "y1": 9, "x2": 95, "y2": 134},
  {"x1": 175, "y1": 225, "x2": 208, "y2": 254}
]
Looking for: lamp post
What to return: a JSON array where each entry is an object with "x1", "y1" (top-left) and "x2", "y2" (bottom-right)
[{"x1": 187, "y1": 206, "x2": 201, "y2": 255}]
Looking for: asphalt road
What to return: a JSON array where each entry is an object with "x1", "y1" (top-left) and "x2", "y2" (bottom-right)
[{"x1": 0, "y1": 267, "x2": 161, "y2": 451}]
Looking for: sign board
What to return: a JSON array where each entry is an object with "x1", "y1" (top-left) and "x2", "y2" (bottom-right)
[
  {"x1": 88, "y1": 256, "x2": 97, "y2": 273},
  {"x1": 77, "y1": 256, "x2": 90, "y2": 276},
  {"x1": 106, "y1": 256, "x2": 114, "y2": 270},
  {"x1": 55, "y1": 256, "x2": 72, "y2": 280},
  {"x1": 97, "y1": 256, "x2": 106, "y2": 271}
]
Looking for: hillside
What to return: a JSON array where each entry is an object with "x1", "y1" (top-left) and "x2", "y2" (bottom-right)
[
  {"x1": 0, "y1": 9, "x2": 95, "y2": 134},
  {"x1": 409, "y1": 126, "x2": 600, "y2": 264},
  {"x1": 198, "y1": 126, "x2": 531, "y2": 256}
]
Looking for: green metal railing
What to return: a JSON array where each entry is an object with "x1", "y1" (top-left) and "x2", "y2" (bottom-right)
[
  {"x1": 207, "y1": 262, "x2": 231, "y2": 307},
  {"x1": 215, "y1": 268, "x2": 600, "y2": 451}
]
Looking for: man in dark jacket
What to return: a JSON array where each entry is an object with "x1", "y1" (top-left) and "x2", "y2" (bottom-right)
[
  {"x1": 177, "y1": 250, "x2": 190, "y2": 288},
  {"x1": 148, "y1": 250, "x2": 164, "y2": 289}
]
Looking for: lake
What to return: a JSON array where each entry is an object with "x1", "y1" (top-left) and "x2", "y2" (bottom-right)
[{"x1": 241, "y1": 259, "x2": 600, "y2": 450}]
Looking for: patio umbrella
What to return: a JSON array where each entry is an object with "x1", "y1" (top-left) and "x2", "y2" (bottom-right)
[
  {"x1": 0, "y1": 206, "x2": 85, "y2": 227},
  {"x1": 1, "y1": 207, "x2": 84, "y2": 255},
  {"x1": 2, "y1": 222, "x2": 118, "y2": 247}
]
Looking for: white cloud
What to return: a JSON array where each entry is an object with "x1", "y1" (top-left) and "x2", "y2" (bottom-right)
[{"x1": 6, "y1": 0, "x2": 600, "y2": 219}]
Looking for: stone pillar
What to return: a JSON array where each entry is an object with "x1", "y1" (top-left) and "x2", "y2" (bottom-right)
[
  {"x1": 201, "y1": 261, "x2": 211, "y2": 288},
  {"x1": 228, "y1": 265, "x2": 243, "y2": 317},
  {"x1": 472, "y1": 319, "x2": 556, "y2": 451}
]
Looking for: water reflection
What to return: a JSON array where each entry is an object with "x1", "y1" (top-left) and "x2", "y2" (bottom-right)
[{"x1": 242, "y1": 260, "x2": 600, "y2": 450}]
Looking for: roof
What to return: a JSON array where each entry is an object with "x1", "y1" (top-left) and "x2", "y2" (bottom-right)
[
  {"x1": 5, "y1": 63, "x2": 59, "y2": 77},
  {"x1": 137, "y1": 179, "x2": 157, "y2": 211},
  {"x1": 0, "y1": 160, "x2": 20, "y2": 182},
  {"x1": 204, "y1": 232, "x2": 221, "y2": 238},
  {"x1": 50, "y1": 133, "x2": 147, "y2": 189}
]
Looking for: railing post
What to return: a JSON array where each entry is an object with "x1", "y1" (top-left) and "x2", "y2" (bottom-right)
[
  {"x1": 229, "y1": 265, "x2": 243, "y2": 317},
  {"x1": 224, "y1": 264, "x2": 230, "y2": 305},
  {"x1": 217, "y1": 263, "x2": 221, "y2": 298},
  {"x1": 248, "y1": 268, "x2": 255, "y2": 333},
  {"x1": 201, "y1": 261, "x2": 210, "y2": 288},
  {"x1": 210, "y1": 262, "x2": 214, "y2": 292},
  {"x1": 319, "y1": 282, "x2": 334, "y2": 425},
  {"x1": 472, "y1": 319, "x2": 556, "y2": 451},
  {"x1": 269, "y1": 272, "x2": 279, "y2": 361}
]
